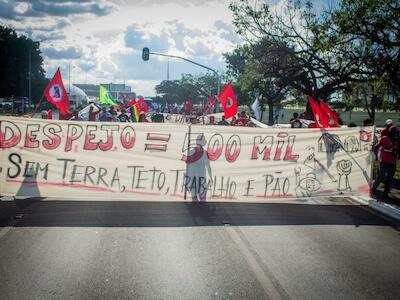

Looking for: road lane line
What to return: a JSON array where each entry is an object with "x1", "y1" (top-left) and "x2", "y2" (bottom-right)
[
  {"x1": 0, "y1": 219, "x2": 19, "y2": 241},
  {"x1": 225, "y1": 226, "x2": 290, "y2": 300}
]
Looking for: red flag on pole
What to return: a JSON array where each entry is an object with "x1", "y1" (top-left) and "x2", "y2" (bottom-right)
[
  {"x1": 319, "y1": 100, "x2": 339, "y2": 127},
  {"x1": 308, "y1": 96, "x2": 329, "y2": 128},
  {"x1": 125, "y1": 97, "x2": 136, "y2": 109},
  {"x1": 136, "y1": 97, "x2": 148, "y2": 112},
  {"x1": 203, "y1": 96, "x2": 216, "y2": 113},
  {"x1": 43, "y1": 68, "x2": 70, "y2": 114},
  {"x1": 218, "y1": 82, "x2": 238, "y2": 119}
]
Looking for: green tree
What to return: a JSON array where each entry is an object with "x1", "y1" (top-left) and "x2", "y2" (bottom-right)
[
  {"x1": 225, "y1": 44, "x2": 287, "y2": 124},
  {"x1": 229, "y1": 0, "x2": 370, "y2": 120},
  {"x1": 155, "y1": 73, "x2": 220, "y2": 107},
  {"x1": 0, "y1": 26, "x2": 47, "y2": 103},
  {"x1": 330, "y1": 0, "x2": 400, "y2": 110}
]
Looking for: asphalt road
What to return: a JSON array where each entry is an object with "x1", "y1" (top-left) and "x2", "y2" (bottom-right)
[{"x1": 0, "y1": 197, "x2": 399, "y2": 300}]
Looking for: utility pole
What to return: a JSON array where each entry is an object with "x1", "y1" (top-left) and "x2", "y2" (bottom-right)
[
  {"x1": 28, "y1": 46, "x2": 31, "y2": 114},
  {"x1": 29, "y1": 39, "x2": 46, "y2": 109},
  {"x1": 167, "y1": 58, "x2": 170, "y2": 81},
  {"x1": 69, "y1": 63, "x2": 71, "y2": 93}
]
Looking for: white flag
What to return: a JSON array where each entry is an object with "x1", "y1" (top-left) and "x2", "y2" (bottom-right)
[
  {"x1": 79, "y1": 103, "x2": 99, "y2": 121},
  {"x1": 251, "y1": 95, "x2": 260, "y2": 120}
]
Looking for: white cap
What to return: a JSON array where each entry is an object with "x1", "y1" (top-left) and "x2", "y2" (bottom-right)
[{"x1": 385, "y1": 119, "x2": 393, "y2": 125}]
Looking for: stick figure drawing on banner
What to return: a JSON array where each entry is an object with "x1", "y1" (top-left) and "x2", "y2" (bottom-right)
[
  {"x1": 336, "y1": 160, "x2": 352, "y2": 192},
  {"x1": 294, "y1": 167, "x2": 321, "y2": 197}
]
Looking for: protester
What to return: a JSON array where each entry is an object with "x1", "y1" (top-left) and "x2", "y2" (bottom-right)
[
  {"x1": 69, "y1": 110, "x2": 83, "y2": 121},
  {"x1": 217, "y1": 116, "x2": 230, "y2": 125},
  {"x1": 40, "y1": 110, "x2": 48, "y2": 119},
  {"x1": 109, "y1": 106, "x2": 116, "y2": 116},
  {"x1": 290, "y1": 112, "x2": 302, "y2": 128},
  {"x1": 117, "y1": 109, "x2": 130, "y2": 122},
  {"x1": 151, "y1": 108, "x2": 165, "y2": 123},
  {"x1": 347, "y1": 122, "x2": 357, "y2": 127},
  {"x1": 139, "y1": 113, "x2": 149, "y2": 122},
  {"x1": 107, "y1": 106, "x2": 117, "y2": 121},
  {"x1": 232, "y1": 111, "x2": 249, "y2": 126},
  {"x1": 98, "y1": 106, "x2": 112, "y2": 122},
  {"x1": 208, "y1": 116, "x2": 216, "y2": 125},
  {"x1": 381, "y1": 119, "x2": 394, "y2": 137},
  {"x1": 372, "y1": 123, "x2": 398, "y2": 198},
  {"x1": 89, "y1": 103, "x2": 99, "y2": 121},
  {"x1": 290, "y1": 112, "x2": 299, "y2": 123}
]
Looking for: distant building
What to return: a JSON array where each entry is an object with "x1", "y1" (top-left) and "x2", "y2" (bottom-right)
[{"x1": 75, "y1": 83, "x2": 135, "y2": 103}]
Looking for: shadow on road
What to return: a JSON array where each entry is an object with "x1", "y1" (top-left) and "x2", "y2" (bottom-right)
[{"x1": 0, "y1": 199, "x2": 396, "y2": 227}]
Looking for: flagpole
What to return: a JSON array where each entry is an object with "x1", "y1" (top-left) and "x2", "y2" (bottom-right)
[{"x1": 31, "y1": 95, "x2": 44, "y2": 118}]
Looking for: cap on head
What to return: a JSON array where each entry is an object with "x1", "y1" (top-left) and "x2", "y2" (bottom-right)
[{"x1": 385, "y1": 119, "x2": 393, "y2": 126}]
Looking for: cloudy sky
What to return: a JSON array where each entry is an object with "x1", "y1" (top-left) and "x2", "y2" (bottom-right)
[{"x1": 0, "y1": 0, "x2": 334, "y2": 96}]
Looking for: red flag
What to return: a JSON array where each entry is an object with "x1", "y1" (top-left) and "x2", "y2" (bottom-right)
[
  {"x1": 218, "y1": 82, "x2": 238, "y2": 119},
  {"x1": 43, "y1": 68, "x2": 70, "y2": 114},
  {"x1": 308, "y1": 96, "x2": 329, "y2": 128},
  {"x1": 125, "y1": 98, "x2": 136, "y2": 109},
  {"x1": 136, "y1": 97, "x2": 148, "y2": 112},
  {"x1": 319, "y1": 100, "x2": 339, "y2": 127},
  {"x1": 203, "y1": 96, "x2": 216, "y2": 113},
  {"x1": 183, "y1": 100, "x2": 193, "y2": 113}
]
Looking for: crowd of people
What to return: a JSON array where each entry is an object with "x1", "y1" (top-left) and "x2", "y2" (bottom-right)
[{"x1": 40, "y1": 104, "x2": 258, "y2": 127}]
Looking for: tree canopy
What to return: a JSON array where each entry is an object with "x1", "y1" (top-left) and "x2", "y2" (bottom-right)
[
  {"x1": 155, "y1": 73, "x2": 220, "y2": 106},
  {"x1": 226, "y1": 0, "x2": 400, "y2": 119},
  {"x1": 0, "y1": 25, "x2": 47, "y2": 103},
  {"x1": 229, "y1": 0, "x2": 366, "y2": 102}
]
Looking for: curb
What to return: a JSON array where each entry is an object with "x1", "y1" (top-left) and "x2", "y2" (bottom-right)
[{"x1": 350, "y1": 195, "x2": 400, "y2": 222}]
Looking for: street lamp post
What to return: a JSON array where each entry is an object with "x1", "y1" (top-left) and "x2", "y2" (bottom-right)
[
  {"x1": 144, "y1": 49, "x2": 221, "y2": 96},
  {"x1": 28, "y1": 39, "x2": 46, "y2": 112},
  {"x1": 28, "y1": 46, "x2": 31, "y2": 114}
]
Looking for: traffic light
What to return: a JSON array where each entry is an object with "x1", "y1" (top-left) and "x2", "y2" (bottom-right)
[{"x1": 142, "y1": 47, "x2": 150, "y2": 61}]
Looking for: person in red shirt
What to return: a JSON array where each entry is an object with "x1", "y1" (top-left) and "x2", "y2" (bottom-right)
[
  {"x1": 89, "y1": 103, "x2": 99, "y2": 121},
  {"x1": 372, "y1": 124, "x2": 398, "y2": 198},
  {"x1": 380, "y1": 119, "x2": 394, "y2": 137},
  {"x1": 207, "y1": 116, "x2": 215, "y2": 125},
  {"x1": 232, "y1": 111, "x2": 249, "y2": 126}
]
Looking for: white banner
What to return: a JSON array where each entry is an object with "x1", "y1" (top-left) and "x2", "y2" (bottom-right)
[
  {"x1": 0, "y1": 117, "x2": 374, "y2": 201},
  {"x1": 163, "y1": 113, "x2": 225, "y2": 124}
]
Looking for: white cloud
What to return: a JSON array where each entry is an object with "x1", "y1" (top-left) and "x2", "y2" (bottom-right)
[
  {"x1": 1, "y1": 0, "x2": 245, "y2": 96},
  {"x1": 14, "y1": 2, "x2": 30, "y2": 14}
]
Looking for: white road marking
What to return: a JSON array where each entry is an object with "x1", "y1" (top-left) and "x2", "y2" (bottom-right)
[{"x1": 225, "y1": 226, "x2": 290, "y2": 300}]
